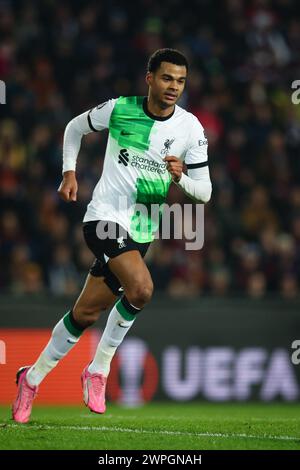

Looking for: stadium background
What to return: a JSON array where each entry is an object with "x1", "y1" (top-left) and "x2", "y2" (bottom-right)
[{"x1": 1, "y1": 0, "x2": 300, "y2": 406}]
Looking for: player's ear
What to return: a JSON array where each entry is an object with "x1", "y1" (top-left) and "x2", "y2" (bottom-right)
[{"x1": 145, "y1": 72, "x2": 152, "y2": 86}]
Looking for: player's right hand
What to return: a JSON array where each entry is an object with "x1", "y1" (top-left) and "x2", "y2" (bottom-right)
[{"x1": 57, "y1": 171, "x2": 78, "y2": 202}]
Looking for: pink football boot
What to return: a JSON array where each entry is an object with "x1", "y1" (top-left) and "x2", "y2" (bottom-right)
[
  {"x1": 81, "y1": 365, "x2": 107, "y2": 414},
  {"x1": 12, "y1": 367, "x2": 38, "y2": 423}
]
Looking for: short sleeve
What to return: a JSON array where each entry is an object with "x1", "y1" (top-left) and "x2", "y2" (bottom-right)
[
  {"x1": 184, "y1": 115, "x2": 209, "y2": 169},
  {"x1": 87, "y1": 98, "x2": 117, "y2": 132}
]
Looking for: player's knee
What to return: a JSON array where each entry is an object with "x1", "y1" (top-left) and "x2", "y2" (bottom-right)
[{"x1": 126, "y1": 281, "x2": 153, "y2": 307}]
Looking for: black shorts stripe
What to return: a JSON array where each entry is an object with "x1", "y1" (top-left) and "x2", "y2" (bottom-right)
[
  {"x1": 87, "y1": 111, "x2": 98, "y2": 132},
  {"x1": 186, "y1": 161, "x2": 208, "y2": 169}
]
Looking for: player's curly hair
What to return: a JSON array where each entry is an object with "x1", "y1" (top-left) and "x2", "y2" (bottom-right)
[{"x1": 147, "y1": 48, "x2": 188, "y2": 73}]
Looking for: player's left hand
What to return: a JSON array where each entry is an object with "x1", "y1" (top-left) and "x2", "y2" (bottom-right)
[{"x1": 163, "y1": 156, "x2": 183, "y2": 183}]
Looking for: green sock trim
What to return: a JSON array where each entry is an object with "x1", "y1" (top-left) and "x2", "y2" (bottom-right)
[
  {"x1": 63, "y1": 311, "x2": 84, "y2": 338},
  {"x1": 116, "y1": 300, "x2": 136, "y2": 321}
]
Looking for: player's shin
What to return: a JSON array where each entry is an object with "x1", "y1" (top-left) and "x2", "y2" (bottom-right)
[
  {"x1": 26, "y1": 310, "x2": 85, "y2": 387},
  {"x1": 88, "y1": 296, "x2": 142, "y2": 376}
]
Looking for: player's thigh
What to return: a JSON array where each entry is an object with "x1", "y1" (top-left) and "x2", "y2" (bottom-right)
[
  {"x1": 73, "y1": 273, "x2": 118, "y2": 316},
  {"x1": 108, "y1": 250, "x2": 153, "y2": 298}
]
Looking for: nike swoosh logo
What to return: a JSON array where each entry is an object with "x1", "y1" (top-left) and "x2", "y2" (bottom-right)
[
  {"x1": 67, "y1": 339, "x2": 77, "y2": 344},
  {"x1": 118, "y1": 322, "x2": 130, "y2": 328},
  {"x1": 120, "y1": 130, "x2": 134, "y2": 136}
]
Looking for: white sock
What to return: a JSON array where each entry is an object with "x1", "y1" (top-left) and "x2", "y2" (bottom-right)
[
  {"x1": 27, "y1": 310, "x2": 84, "y2": 386},
  {"x1": 88, "y1": 297, "x2": 141, "y2": 377}
]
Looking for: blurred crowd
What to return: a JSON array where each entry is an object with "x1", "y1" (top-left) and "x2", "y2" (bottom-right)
[{"x1": 1, "y1": 0, "x2": 300, "y2": 298}]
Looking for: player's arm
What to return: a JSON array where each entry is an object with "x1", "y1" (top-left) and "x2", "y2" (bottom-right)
[
  {"x1": 58, "y1": 100, "x2": 115, "y2": 202},
  {"x1": 164, "y1": 157, "x2": 212, "y2": 203},
  {"x1": 164, "y1": 117, "x2": 212, "y2": 203}
]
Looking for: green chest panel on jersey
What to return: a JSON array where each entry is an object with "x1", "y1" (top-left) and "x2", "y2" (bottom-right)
[
  {"x1": 130, "y1": 177, "x2": 171, "y2": 243},
  {"x1": 109, "y1": 96, "x2": 155, "y2": 152}
]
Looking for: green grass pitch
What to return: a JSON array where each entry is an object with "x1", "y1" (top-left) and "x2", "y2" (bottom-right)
[{"x1": 1, "y1": 403, "x2": 300, "y2": 450}]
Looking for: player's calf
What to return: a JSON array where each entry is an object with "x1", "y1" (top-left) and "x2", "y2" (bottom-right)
[{"x1": 72, "y1": 304, "x2": 103, "y2": 328}]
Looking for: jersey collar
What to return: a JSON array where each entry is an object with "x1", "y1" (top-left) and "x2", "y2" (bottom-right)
[{"x1": 142, "y1": 97, "x2": 175, "y2": 121}]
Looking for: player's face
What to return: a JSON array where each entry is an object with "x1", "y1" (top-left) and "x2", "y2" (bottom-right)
[{"x1": 146, "y1": 62, "x2": 187, "y2": 109}]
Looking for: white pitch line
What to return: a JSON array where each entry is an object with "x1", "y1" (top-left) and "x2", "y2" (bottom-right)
[
  {"x1": 3, "y1": 423, "x2": 300, "y2": 443},
  {"x1": 80, "y1": 414, "x2": 300, "y2": 423}
]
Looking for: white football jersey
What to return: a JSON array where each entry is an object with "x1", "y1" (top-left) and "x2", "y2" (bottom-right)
[{"x1": 83, "y1": 96, "x2": 209, "y2": 243}]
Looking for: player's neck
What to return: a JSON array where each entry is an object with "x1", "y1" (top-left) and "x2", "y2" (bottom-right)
[{"x1": 146, "y1": 96, "x2": 175, "y2": 118}]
